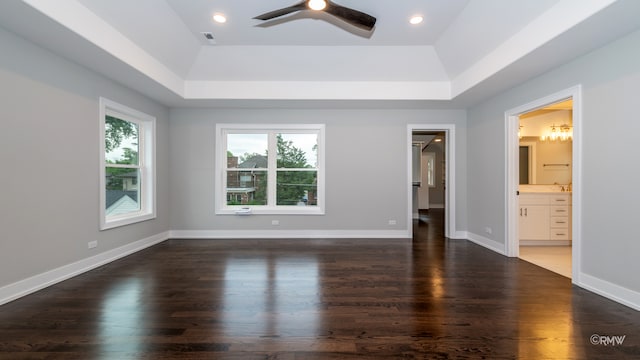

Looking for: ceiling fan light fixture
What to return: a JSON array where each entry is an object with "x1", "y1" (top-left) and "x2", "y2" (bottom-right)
[
  {"x1": 253, "y1": 1, "x2": 376, "y2": 32},
  {"x1": 308, "y1": 0, "x2": 327, "y2": 11},
  {"x1": 213, "y1": 13, "x2": 227, "y2": 23},
  {"x1": 410, "y1": 15, "x2": 424, "y2": 25}
]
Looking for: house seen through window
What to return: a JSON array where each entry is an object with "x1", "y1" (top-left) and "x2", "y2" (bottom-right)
[
  {"x1": 217, "y1": 125, "x2": 324, "y2": 215},
  {"x1": 105, "y1": 116, "x2": 140, "y2": 215}
]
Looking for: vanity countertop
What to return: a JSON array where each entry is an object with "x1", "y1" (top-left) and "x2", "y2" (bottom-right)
[
  {"x1": 520, "y1": 191, "x2": 571, "y2": 194},
  {"x1": 519, "y1": 185, "x2": 571, "y2": 194}
]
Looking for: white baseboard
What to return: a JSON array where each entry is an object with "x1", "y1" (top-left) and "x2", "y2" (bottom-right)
[
  {"x1": 170, "y1": 229, "x2": 412, "y2": 239},
  {"x1": 464, "y1": 232, "x2": 639, "y2": 311},
  {"x1": 449, "y1": 230, "x2": 468, "y2": 240},
  {"x1": 577, "y1": 273, "x2": 640, "y2": 311},
  {"x1": 466, "y1": 231, "x2": 507, "y2": 255},
  {"x1": 0, "y1": 231, "x2": 169, "y2": 306}
]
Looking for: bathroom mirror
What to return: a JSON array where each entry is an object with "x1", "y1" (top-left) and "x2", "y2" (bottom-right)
[{"x1": 518, "y1": 99, "x2": 573, "y2": 185}]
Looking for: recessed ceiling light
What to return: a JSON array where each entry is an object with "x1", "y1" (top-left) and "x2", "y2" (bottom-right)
[
  {"x1": 213, "y1": 13, "x2": 227, "y2": 23},
  {"x1": 409, "y1": 15, "x2": 424, "y2": 25}
]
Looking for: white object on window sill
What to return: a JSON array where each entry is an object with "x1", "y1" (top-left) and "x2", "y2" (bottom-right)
[{"x1": 234, "y1": 207, "x2": 252, "y2": 215}]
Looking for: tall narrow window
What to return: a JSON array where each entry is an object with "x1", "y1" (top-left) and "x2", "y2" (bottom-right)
[
  {"x1": 99, "y1": 98, "x2": 156, "y2": 229},
  {"x1": 216, "y1": 124, "x2": 324, "y2": 215},
  {"x1": 425, "y1": 152, "x2": 436, "y2": 187}
]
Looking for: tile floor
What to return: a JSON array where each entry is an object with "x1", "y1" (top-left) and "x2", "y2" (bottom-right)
[{"x1": 519, "y1": 245, "x2": 572, "y2": 278}]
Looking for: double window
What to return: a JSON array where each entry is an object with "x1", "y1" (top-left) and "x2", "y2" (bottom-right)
[
  {"x1": 99, "y1": 98, "x2": 156, "y2": 229},
  {"x1": 216, "y1": 124, "x2": 324, "y2": 215}
]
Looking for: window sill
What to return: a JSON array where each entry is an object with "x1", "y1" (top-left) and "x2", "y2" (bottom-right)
[
  {"x1": 101, "y1": 212, "x2": 156, "y2": 230},
  {"x1": 216, "y1": 206, "x2": 324, "y2": 216}
]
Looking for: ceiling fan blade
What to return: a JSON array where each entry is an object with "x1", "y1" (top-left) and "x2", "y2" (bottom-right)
[
  {"x1": 253, "y1": 1, "x2": 308, "y2": 21},
  {"x1": 324, "y1": 1, "x2": 376, "y2": 31}
]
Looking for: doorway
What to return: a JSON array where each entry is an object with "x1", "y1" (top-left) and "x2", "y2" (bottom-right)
[
  {"x1": 408, "y1": 124, "x2": 456, "y2": 239},
  {"x1": 505, "y1": 86, "x2": 582, "y2": 283},
  {"x1": 519, "y1": 100, "x2": 573, "y2": 277}
]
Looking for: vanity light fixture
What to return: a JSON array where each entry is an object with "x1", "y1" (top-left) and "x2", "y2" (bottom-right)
[
  {"x1": 559, "y1": 124, "x2": 572, "y2": 141},
  {"x1": 540, "y1": 124, "x2": 572, "y2": 142}
]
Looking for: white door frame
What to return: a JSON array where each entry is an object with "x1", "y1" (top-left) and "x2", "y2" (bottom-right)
[
  {"x1": 408, "y1": 124, "x2": 457, "y2": 239},
  {"x1": 505, "y1": 85, "x2": 582, "y2": 284}
]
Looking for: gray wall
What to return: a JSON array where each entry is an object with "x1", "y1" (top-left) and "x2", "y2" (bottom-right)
[
  {"x1": 467, "y1": 28, "x2": 640, "y2": 292},
  {"x1": 169, "y1": 108, "x2": 467, "y2": 233},
  {"x1": 0, "y1": 27, "x2": 170, "y2": 287}
]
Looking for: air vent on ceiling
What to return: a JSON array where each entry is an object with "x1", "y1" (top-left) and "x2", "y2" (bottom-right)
[{"x1": 201, "y1": 32, "x2": 216, "y2": 45}]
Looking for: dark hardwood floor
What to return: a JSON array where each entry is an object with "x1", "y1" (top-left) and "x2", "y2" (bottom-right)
[{"x1": 1, "y1": 209, "x2": 639, "y2": 359}]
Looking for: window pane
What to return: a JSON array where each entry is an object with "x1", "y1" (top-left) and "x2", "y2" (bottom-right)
[
  {"x1": 276, "y1": 170, "x2": 317, "y2": 206},
  {"x1": 277, "y1": 133, "x2": 317, "y2": 168},
  {"x1": 227, "y1": 134, "x2": 268, "y2": 168},
  {"x1": 105, "y1": 168, "x2": 140, "y2": 215},
  {"x1": 226, "y1": 170, "x2": 267, "y2": 205},
  {"x1": 105, "y1": 116, "x2": 139, "y2": 165}
]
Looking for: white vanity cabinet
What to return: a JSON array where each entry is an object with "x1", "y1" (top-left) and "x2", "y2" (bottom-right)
[
  {"x1": 519, "y1": 193, "x2": 571, "y2": 243},
  {"x1": 519, "y1": 194, "x2": 550, "y2": 240},
  {"x1": 549, "y1": 194, "x2": 571, "y2": 240}
]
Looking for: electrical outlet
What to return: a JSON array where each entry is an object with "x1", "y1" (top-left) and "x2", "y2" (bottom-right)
[
  {"x1": 272, "y1": 220, "x2": 280, "y2": 226},
  {"x1": 88, "y1": 240, "x2": 98, "y2": 249},
  {"x1": 388, "y1": 220, "x2": 397, "y2": 225},
  {"x1": 484, "y1": 227, "x2": 493, "y2": 235}
]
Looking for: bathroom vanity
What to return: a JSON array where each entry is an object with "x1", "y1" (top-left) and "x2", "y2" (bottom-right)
[{"x1": 519, "y1": 187, "x2": 571, "y2": 245}]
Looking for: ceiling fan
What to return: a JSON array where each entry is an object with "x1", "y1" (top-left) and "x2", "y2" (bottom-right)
[{"x1": 253, "y1": 0, "x2": 377, "y2": 32}]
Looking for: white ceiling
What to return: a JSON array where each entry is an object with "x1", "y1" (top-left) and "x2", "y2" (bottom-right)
[
  {"x1": 2, "y1": 0, "x2": 640, "y2": 107},
  {"x1": 161, "y1": 0, "x2": 471, "y2": 46}
]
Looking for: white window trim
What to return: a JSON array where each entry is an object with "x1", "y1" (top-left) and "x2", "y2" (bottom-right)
[
  {"x1": 99, "y1": 97, "x2": 156, "y2": 230},
  {"x1": 215, "y1": 124, "x2": 325, "y2": 215}
]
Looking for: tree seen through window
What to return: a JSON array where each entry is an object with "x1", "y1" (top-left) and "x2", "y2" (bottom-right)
[{"x1": 225, "y1": 132, "x2": 317, "y2": 207}]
